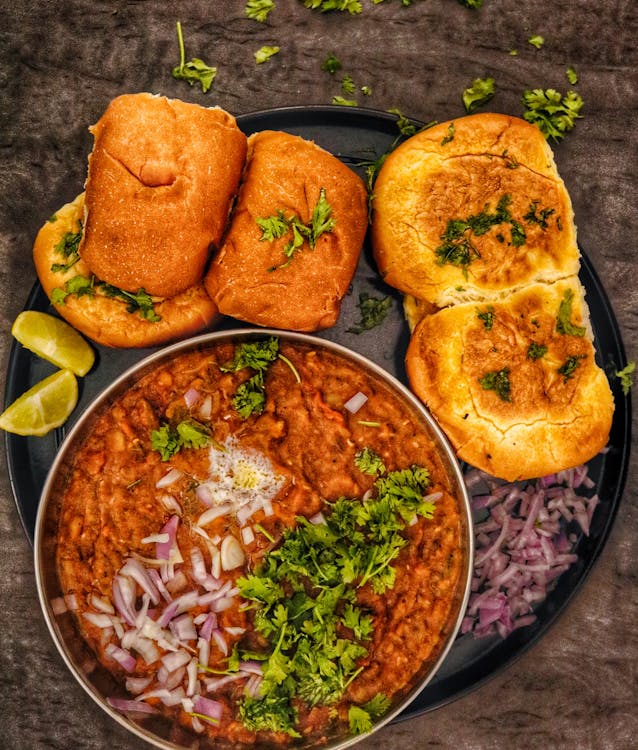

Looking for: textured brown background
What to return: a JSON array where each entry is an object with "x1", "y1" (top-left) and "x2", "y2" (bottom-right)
[{"x1": 1, "y1": 1, "x2": 637, "y2": 749}]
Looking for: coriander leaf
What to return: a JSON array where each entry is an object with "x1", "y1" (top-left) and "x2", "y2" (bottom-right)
[
  {"x1": 51, "y1": 228, "x2": 82, "y2": 273},
  {"x1": 522, "y1": 88, "x2": 583, "y2": 142},
  {"x1": 566, "y1": 66, "x2": 578, "y2": 85},
  {"x1": 321, "y1": 53, "x2": 342, "y2": 74},
  {"x1": 309, "y1": 187, "x2": 337, "y2": 247},
  {"x1": 523, "y1": 200, "x2": 555, "y2": 229},
  {"x1": 239, "y1": 694, "x2": 301, "y2": 737},
  {"x1": 457, "y1": 0, "x2": 483, "y2": 6},
  {"x1": 478, "y1": 368, "x2": 511, "y2": 401},
  {"x1": 221, "y1": 337, "x2": 280, "y2": 373},
  {"x1": 527, "y1": 341, "x2": 548, "y2": 360},
  {"x1": 332, "y1": 95, "x2": 358, "y2": 107},
  {"x1": 150, "y1": 419, "x2": 211, "y2": 460},
  {"x1": 557, "y1": 354, "x2": 586, "y2": 381},
  {"x1": 254, "y1": 45, "x2": 280, "y2": 64},
  {"x1": 556, "y1": 289, "x2": 586, "y2": 337},
  {"x1": 172, "y1": 21, "x2": 217, "y2": 93},
  {"x1": 347, "y1": 293, "x2": 393, "y2": 334},
  {"x1": 462, "y1": 76, "x2": 495, "y2": 114},
  {"x1": 441, "y1": 122, "x2": 456, "y2": 145},
  {"x1": 302, "y1": 0, "x2": 362, "y2": 13},
  {"x1": 233, "y1": 373, "x2": 267, "y2": 418},
  {"x1": 354, "y1": 447, "x2": 386, "y2": 476},
  {"x1": 528, "y1": 34, "x2": 544, "y2": 49},
  {"x1": 51, "y1": 274, "x2": 96, "y2": 305},
  {"x1": 341, "y1": 74, "x2": 356, "y2": 95},
  {"x1": 363, "y1": 693, "x2": 391, "y2": 718},
  {"x1": 98, "y1": 284, "x2": 161, "y2": 322},
  {"x1": 348, "y1": 705, "x2": 373, "y2": 735},
  {"x1": 256, "y1": 211, "x2": 290, "y2": 242},
  {"x1": 245, "y1": 0, "x2": 275, "y2": 22},
  {"x1": 477, "y1": 305, "x2": 495, "y2": 330},
  {"x1": 615, "y1": 361, "x2": 635, "y2": 396}
]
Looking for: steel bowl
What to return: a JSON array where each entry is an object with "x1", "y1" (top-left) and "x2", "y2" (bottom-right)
[{"x1": 34, "y1": 329, "x2": 474, "y2": 750}]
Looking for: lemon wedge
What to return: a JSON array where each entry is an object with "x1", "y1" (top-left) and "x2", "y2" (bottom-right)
[
  {"x1": 12, "y1": 311, "x2": 95, "y2": 376},
  {"x1": 0, "y1": 369, "x2": 79, "y2": 436}
]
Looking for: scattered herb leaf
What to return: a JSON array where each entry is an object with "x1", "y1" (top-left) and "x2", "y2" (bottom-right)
[
  {"x1": 321, "y1": 53, "x2": 342, "y2": 74},
  {"x1": 557, "y1": 354, "x2": 586, "y2": 381},
  {"x1": 522, "y1": 88, "x2": 584, "y2": 142},
  {"x1": 354, "y1": 447, "x2": 386, "y2": 476},
  {"x1": 615, "y1": 361, "x2": 635, "y2": 395},
  {"x1": 556, "y1": 289, "x2": 586, "y2": 337},
  {"x1": 527, "y1": 342, "x2": 548, "y2": 360},
  {"x1": 477, "y1": 305, "x2": 495, "y2": 330},
  {"x1": 478, "y1": 368, "x2": 511, "y2": 401},
  {"x1": 462, "y1": 76, "x2": 495, "y2": 114},
  {"x1": 347, "y1": 293, "x2": 393, "y2": 334},
  {"x1": 528, "y1": 34, "x2": 545, "y2": 49},
  {"x1": 254, "y1": 45, "x2": 280, "y2": 63},
  {"x1": 151, "y1": 419, "x2": 211, "y2": 460},
  {"x1": 245, "y1": 0, "x2": 276, "y2": 22}
]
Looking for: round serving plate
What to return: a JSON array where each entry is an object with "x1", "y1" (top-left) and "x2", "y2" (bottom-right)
[{"x1": 4, "y1": 105, "x2": 632, "y2": 720}]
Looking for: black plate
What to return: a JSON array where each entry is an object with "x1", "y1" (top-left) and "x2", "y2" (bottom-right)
[{"x1": 4, "y1": 105, "x2": 632, "y2": 720}]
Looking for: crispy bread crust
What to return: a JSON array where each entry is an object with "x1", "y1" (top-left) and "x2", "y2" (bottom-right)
[
  {"x1": 33, "y1": 194, "x2": 218, "y2": 348},
  {"x1": 372, "y1": 113, "x2": 580, "y2": 307},
  {"x1": 405, "y1": 279, "x2": 614, "y2": 481},
  {"x1": 80, "y1": 94, "x2": 247, "y2": 298},
  {"x1": 204, "y1": 130, "x2": 368, "y2": 332}
]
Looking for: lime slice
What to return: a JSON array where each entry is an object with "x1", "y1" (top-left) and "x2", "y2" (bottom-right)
[
  {"x1": 0, "y1": 369, "x2": 78, "y2": 436},
  {"x1": 12, "y1": 311, "x2": 95, "y2": 376}
]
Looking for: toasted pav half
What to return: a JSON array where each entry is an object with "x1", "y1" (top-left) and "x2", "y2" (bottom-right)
[
  {"x1": 405, "y1": 278, "x2": 614, "y2": 481},
  {"x1": 372, "y1": 113, "x2": 580, "y2": 308},
  {"x1": 205, "y1": 130, "x2": 368, "y2": 332},
  {"x1": 80, "y1": 93, "x2": 247, "y2": 298},
  {"x1": 34, "y1": 194, "x2": 219, "y2": 347}
]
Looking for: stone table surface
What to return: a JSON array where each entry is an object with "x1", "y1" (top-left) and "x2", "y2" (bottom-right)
[{"x1": 1, "y1": 1, "x2": 636, "y2": 749}]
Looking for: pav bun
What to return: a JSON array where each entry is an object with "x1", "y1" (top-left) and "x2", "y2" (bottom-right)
[
  {"x1": 33, "y1": 194, "x2": 219, "y2": 348},
  {"x1": 405, "y1": 279, "x2": 614, "y2": 481},
  {"x1": 372, "y1": 113, "x2": 580, "y2": 308},
  {"x1": 204, "y1": 130, "x2": 368, "y2": 331},
  {"x1": 80, "y1": 93, "x2": 247, "y2": 298}
]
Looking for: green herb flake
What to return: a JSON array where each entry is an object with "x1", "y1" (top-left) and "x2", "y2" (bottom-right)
[
  {"x1": 528, "y1": 34, "x2": 545, "y2": 49},
  {"x1": 302, "y1": 0, "x2": 362, "y2": 13},
  {"x1": 332, "y1": 95, "x2": 358, "y2": 107},
  {"x1": 245, "y1": 0, "x2": 275, "y2": 22},
  {"x1": 221, "y1": 338, "x2": 281, "y2": 419},
  {"x1": 522, "y1": 88, "x2": 584, "y2": 142},
  {"x1": 341, "y1": 74, "x2": 356, "y2": 95},
  {"x1": 527, "y1": 341, "x2": 548, "y2": 360},
  {"x1": 321, "y1": 53, "x2": 342, "y2": 74},
  {"x1": 523, "y1": 200, "x2": 556, "y2": 229},
  {"x1": 557, "y1": 354, "x2": 586, "y2": 381},
  {"x1": 51, "y1": 228, "x2": 83, "y2": 273},
  {"x1": 615, "y1": 361, "x2": 635, "y2": 395},
  {"x1": 354, "y1": 447, "x2": 386, "y2": 476},
  {"x1": 347, "y1": 292, "x2": 393, "y2": 334},
  {"x1": 172, "y1": 21, "x2": 217, "y2": 93},
  {"x1": 556, "y1": 289, "x2": 586, "y2": 337},
  {"x1": 478, "y1": 368, "x2": 511, "y2": 401},
  {"x1": 566, "y1": 66, "x2": 579, "y2": 85},
  {"x1": 477, "y1": 305, "x2": 495, "y2": 331},
  {"x1": 441, "y1": 122, "x2": 456, "y2": 145},
  {"x1": 254, "y1": 45, "x2": 280, "y2": 64},
  {"x1": 462, "y1": 76, "x2": 495, "y2": 114},
  {"x1": 151, "y1": 419, "x2": 211, "y2": 461}
]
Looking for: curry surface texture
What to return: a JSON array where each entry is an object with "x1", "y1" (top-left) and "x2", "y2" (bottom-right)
[{"x1": 53, "y1": 339, "x2": 465, "y2": 748}]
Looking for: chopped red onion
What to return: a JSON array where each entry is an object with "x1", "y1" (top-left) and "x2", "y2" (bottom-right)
[
  {"x1": 170, "y1": 614, "x2": 197, "y2": 643},
  {"x1": 125, "y1": 675, "x2": 153, "y2": 695},
  {"x1": 192, "y1": 695, "x2": 223, "y2": 723},
  {"x1": 344, "y1": 391, "x2": 368, "y2": 414},
  {"x1": 220, "y1": 535, "x2": 245, "y2": 571},
  {"x1": 50, "y1": 597, "x2": 67, "y2": 615},
  {"x1": 197, "y1": 504, "x2": 232, "y2": 527},
  {"x1": 112, "y1": 575, "x2": 138, "y2": 626},
  {"x1": 155, "y1": 468, "x2": 183, "y2": 489},
  {"x1": 120, "y1": 559, "x2": 160, "y2": 606},
  {"x1": 83, "y1": 612, "x2": 116, "y2": 629},
  {"x1": 184, "y1": 387, "x2": 200, "y2": 408},
  {"x1": 157, "y1": 515, "x2": 180, "y2": 561},
  {"x1": 161, "y1": 649, "x2": 191, "y2": 673},
  {"x1": 107, "y1": 697, "x2": 158, "y2": 714},
  {"x1": 463, "y1": 463, "x2": 599, "y2": 639},
  {"x1": 212, "y1": 629, "x2": 228, "y2": 656},
  {"x1": 105, "y1": 643, "x2": 137, "y2": 672}
]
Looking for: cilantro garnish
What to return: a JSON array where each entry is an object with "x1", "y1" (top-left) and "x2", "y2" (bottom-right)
[
  {"x1": 528, "y1": 34, "x2": 544, "y2": 49},
  {"x1": 527, "y1": 342, "x2": 548, "y2": 360},
  {"x1": 615, "y1": 361, "x2": 635, "y2": 396},
  {"x1": 302, "y1": 0, "x2": 362, "y2": 13},
  {"x1": 151, "y1": 419, "x2": 211, "y2": 461},
  {"x1": 347, "y1": 292, "x2": 393, "y2": 334},
  {"x1": 348, "y1": 693, "x2": 391, "y2": 735},
  {"x1": 257, "y1": 188, "x2": 336, "y2": 270},
  {"x1": 462, "y1": 76, "x2": 495, "y2": 114},
  {"x1": 321, "y1": 53, "x2": 342, "y2": 74},
  {"x1": 354, "y1": 447, "x2": 386, "y2": 476},
  {"x1": 435, "y1": 194, "x2": 522, "y2": 273},
  {"x1": 566, "y1": 66, "x2": 578, "y2": 85},
  {"x1": 171, "y1": 21, "x2": 217, "y2": 93},
  {"x1": 235, "y1": 465, "x2": 435, "y2": 735},
  {"x1": 51, "y1": 227, "x2": 82, "y2": 273},
  {"x1": 221, "y1": 338, "x2": 281, "y2": 419},
  {"x1": 556, "y1": 289, "x2": 586, "y2": 337},
  {"x1": 557, "y1": 354, "x2": 586, "y2": 381},
  {"x1": 244, "y1": 0, "x2": 275, "y2": 22},
  {"x1": 522, "y1": 88, "x2": 584, "y2": 142},
  {"x1": 254, "y1": 45, "x2": 280, "y2": 64},
  {"x1": 477, "y1": 305, "x2": 495, "y2": 331},
  {"x1": 523, "y1": 200, "x2": 556, "y2": 229},
  {"x1": 51, "y1": 275, "x2": 161, "y2": 322},
  {"x1": 441, "y1": 122, "x2": 456, "y2": 145},
  {"x1": 478, "y1": 368, "x2": 512, "y2": 401}
]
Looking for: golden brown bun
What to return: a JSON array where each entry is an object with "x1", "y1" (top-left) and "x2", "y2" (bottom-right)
[
  {"x1": 405, "y1": 279, "x2": 614, "y2": 481},
  {"x1": 372, "y1": 113, "x2": 580, "y2": 307},
  {"x1": 204, "y1": 130, "x2": 368, "y2": 332},
  {"x1": 33, "y1": 194, "x2": 219, "y2": 348},
  {"x1": 80, "y1": 93, "x2": 247, "y2": 298}
]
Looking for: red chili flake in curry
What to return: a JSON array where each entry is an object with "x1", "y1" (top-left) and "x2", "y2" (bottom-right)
[{"x1": 53, "y1": 338, "x2": 465, "y2": 747}]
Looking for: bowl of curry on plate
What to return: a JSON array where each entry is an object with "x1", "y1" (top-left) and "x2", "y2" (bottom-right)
[{"x1": 34, "y1": 329, "x2": 473, "y2": 750}]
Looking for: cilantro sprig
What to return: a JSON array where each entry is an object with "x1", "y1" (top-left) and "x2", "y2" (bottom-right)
[
  {"x1": 151, "y1": 419, "x2": 212, "y2": 461},
  {"x1": 556, "y1": 289, "x2": 586, "y2": 337},
  {"x1": 172, "y1": 21, "x2": 217, "y2": 93},
  {"x1": 221, "y1": 338, "x2": 281, "y2": 419},
  {"x1": 256, "y1": 188, "x2": 336, "y2": 270},
  {"x1": 235, "y1": 464, "x2": 435, "y2": 735},
  {"x1": 347, "y1": 293, "x2": 393, "y2": 334},
  {"x1": 522, "y1": 88, "x2": 583, "y2": 142},
  {"x1": 50, "y1": 227, "x2": 83, "y2": 273}
]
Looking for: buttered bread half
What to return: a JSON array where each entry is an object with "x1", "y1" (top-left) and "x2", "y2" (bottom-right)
[
  {"x1": 373, "y1": 112, "x2": 614, "y2": 480},
  {"x1": 405, "y1": 280, "x2": 614, "y2": 482}
]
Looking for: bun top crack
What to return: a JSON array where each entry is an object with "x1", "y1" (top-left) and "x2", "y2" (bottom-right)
[{"x1": 80, "y1": 93, "x2": 247, "y2": 298}]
